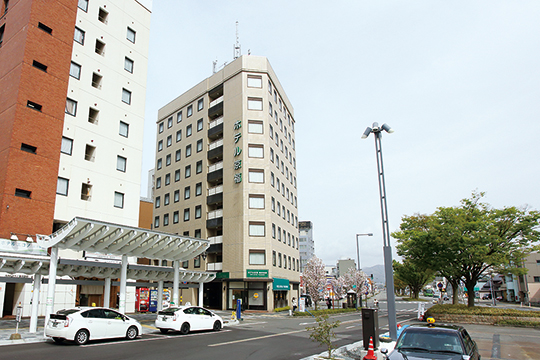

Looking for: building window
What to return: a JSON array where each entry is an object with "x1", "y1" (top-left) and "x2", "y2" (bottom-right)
[
  {"x1": 184, "y1": 208, "x2": 190, "y2": 221},
  {"x1": 126, "y1": 27, "x2": 136, "y2": 43},
  {"x1": 95, "y1": 39, "x2": 105, "y2": 56},
  {"x1": 124, "y1": 57, "x2": 134, "y2": 73},
  {"x1": 165, "y1": 154, "x2": 171, "y2": 166},
  {"x1": 177, "y1": 111, "x2": 182, "y2": 123},
  {"x1": 248, "y1": 120, "x2": 263, "y2": 134},
  {"x1": 247, "y1": 75, "x2": 262, "y2": 88},
  {"x1": 249, "y1": 222, "x2": 265, "y2": 237},
  {"x1": 270, "y1": 148, "x2": 274, "y2": 162},
  {"x1": 182, "y1": 260, "x2": 188, "y2": 268},
  {"x1": 81, "y1": 183, "x2": 92, "y2": 201},
  {"x1": 534, "y1": 276, "x2": 540, "y2": 283},
  {"x1": 272, "y1": 224, "x2": 276, "y2": 238},
  {"x1": 155, "y1": 196, "x2": 160, "y2": 208},
  {"x1": 185, "y1": 144, "x2": 191, "y2": 157},
  {"x1": 195, "y1": 205, "x2": 201, "y2": 219},
  {"x1": 119, "y1": 121, "x2": 129, "y2": 137},
  {"x1": 56, "y1": 177, "x2": 69, "y2": 196},
  {"x1": 197, "y1": 98, "x2": 204, "y2": 111},
  {"x1": 174, "y1": 190, "x2": 179, "y2": 202},
  {"x1": 277, "y1": 227, "x2": 281, "y2": 241},
  {"x1": 270, "y1": 172, "x2": 275, "y2": 187},
  {"x1": 167, "y1": 135, "x2": 172, "y2": 147},
  {"x1": 273, "y1": 251, "x2": 276, "y2": 266},
  {"x1": 248, "y1": 144, "x2": 264, "y2": 158},
  {"x1": 74, "y1": 27, "x2": 85, "y2": 44},
  {"x1": 197, "y1": 119, "x2": 203, "y2": 131},
  {"x1": 70, "y1": 62, "x2": 81, "y2": 79},
  {"x1": 165, "y1": 174, "x2": 170, "y2": 185},
  {"x1": 116, "y1": 156, "x2": 127, "y2": 172},
  {"x1": 122, "y1": 88, "x2": 131, "y2": 104},
  {"x1": 87, "y1": 107, "x2": 98, "y2": 124},
  {"x1": 248, "y1": 169, "x2": 264, "y2": 183},
  {"x1": 175, "y1": 170, "x2": 180, "y2": 182},
  {"x1": 197, "y1": 139, "x2": 203, "y2": 152},
  {"x1": 176, "y1": 130, "x2": 182, "y2": 142},
  {"x1": 185, "y1": 165, "x2": 191, "y2": 178},
  {"x1": 114, "y1": 192, "x2": 124, "y2": 208},
  {"x1": 271, "y1": 197, "x2": 275, "y2": 212},
  {"x1": 168, "y1": 117, "x2": 173, "y2": 128},
  {"x1": 84, "y1": 144, "x2": 96, "y2": 162},
  {"x1": 196, "y1": 160, "x2": 202, "y2": 174},
  {"x1": 173, "y1": 211, "x2": 179, "y2": 224},
  {"x1": 278, "y1": 253, "x2": 282, "y2": 268},
  {"x1": 186, "y1": 124, "x2": 192, "y2": 137},
  {"x1": 61, "y1": 137, "x2": 73, "y2": 155},
  {"x1": 78, "y1": 0, "x2": 88, "y2": 12},
  {"x1": 98, "y1": 8, "x2": 109, "y2": 24},
  {"x1": 157, "y1": 140, "x2": 163, "y2": 152},
  {"x1": 184, "y1": 186, "x2": 190, "y2": 199},
  {"x1": 154, "y1": 216, "x2": 159, "y2": 228},
  {"x1": 175, "y1": 149, "x2": 181, "y2": 162},
  {"x1": 187, "y1": 105, "x2": 193, "y2": 117},
  {"x1": 163, "y1": 213, "x2": 169, "y2": 226},
  {"x1": 247, "y1": 98, "x2": 263, "y2": 111},
  {"x1": 21, "y1": 143, "x2": 37, "y2": 154},
  {"x1": 156, "y1": 177, "x2": 161, "y2": 189},
  {"x1": 249, "y1": 195, "x2": 265, "y2": 209},
  {"x1": 194, "y1": 255, "x2": 201, "y2": 268},
  {"x1": 196, "y1": 182, "x2": 202, "y2": 196},
  {"x1": 65, "y1": 98, "x2": 77, "y2": 116},
  {"x1": 249, "y1": 250, "x2": 265, "y2": 265}
]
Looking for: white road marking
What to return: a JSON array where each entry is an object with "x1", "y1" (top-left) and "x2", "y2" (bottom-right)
[
  {"x1": 81, "y1": 330, "x2": 231, "y2": 347},
  {"x1": 208, "y1": 329, "x2": 306, "y2": 347},
  {"x1": 299, "y1": 322, "x2": 316, "y2": 326},
  {"x1": 346, "y1": 326, "x2": 355, "y2": 329}
]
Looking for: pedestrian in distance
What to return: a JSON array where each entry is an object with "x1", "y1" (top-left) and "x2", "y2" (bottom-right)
[
  {"x1": 326, "y1": 298, "x2": 332, "y2": 309},
  {"x1": 292, "y1": 297, "x2": 297, "y2": 312}
]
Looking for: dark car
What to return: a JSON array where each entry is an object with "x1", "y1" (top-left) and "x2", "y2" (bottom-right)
[
  {"x1": 382, "y1": 323, "x2": 481, "y2": 360},
  {"x1": 482, "y1": 294, "x2": 491, "y2": 300}
]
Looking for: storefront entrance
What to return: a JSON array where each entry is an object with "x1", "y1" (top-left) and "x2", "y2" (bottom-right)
[{"x1": 227, "y1": 281, "x2": 267, "y2": 310}]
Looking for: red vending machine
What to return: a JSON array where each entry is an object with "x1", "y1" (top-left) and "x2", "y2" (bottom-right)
[{"x1": 135, "y1": 288, "x2": 149, "y2": 312}]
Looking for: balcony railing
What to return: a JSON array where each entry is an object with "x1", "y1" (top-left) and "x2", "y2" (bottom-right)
[
  {"x1": 207, "y1": 262, "x2": 223, "y2": 271},
  {"x1": 209, "y1": 116, "x2": 223, "y2": 129},
  {"x1": 208, "y1": 236, "x2": 223, "y2": 245},
  {"x1": 208, "y1": 139, "x2": 223, "y2": 151},
  {"x1": 207, "y1": 209, "x2": 223, "y2": 220},
  {"x1": 209, "y1": 96, "x2": 224, "y2": 108},
  {"x1": 208, "y1": 161, "x2": 223, "y2": 172},
  {"x1": 207, "y1": 185, "x2": 223, "y2": 196}
]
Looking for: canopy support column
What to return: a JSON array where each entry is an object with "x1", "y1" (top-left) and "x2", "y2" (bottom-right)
[
  {"x1": 103, "y1": 277, "x2": 111, "y2": 308},
  {"x1": 158, "y1": 280, "x2": 164, "y2": 311},
  {"x1": 198, "y1": 282, "x2": 203, "y2": 307},
  {"x1": 29, "y1": 273, "x2": 41, "y2": 333},
  {"x1": 44, "y1": 246, "x2": 58, "y2": 337},
  {"x1": 119, "y1": 255, "x2": 128, "y2": 314},
  {"x1": 172, "y1": 261, "x2": 179, "y2": 306}
]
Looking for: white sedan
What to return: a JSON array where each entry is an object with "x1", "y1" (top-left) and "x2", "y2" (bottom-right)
[
  {"x1": 155, "y1": 306, "x2": 223, "y2": 334},
  {"x1": 45, "y1": 307, "x2": 142, "y2": 345}
]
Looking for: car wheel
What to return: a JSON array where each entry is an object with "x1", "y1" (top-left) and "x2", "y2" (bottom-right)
[
  {"x1": 159, "y1": 328, "x2": 169, "y2": 334},
  {"x1": 52, "y1": 337, "x2": 64, "y2": 344},
  {"x1": 213, "y1": 321, "x2": 221, "y2": 331},
  {"x1": 126, "y1": 326, "x2": 138, "y2": 340},
  {"x1": 74, "y1": 329, "x2": 89, "y2": 345},
  {"x1": 180, "y1": 322, "x2": 190, "y2": 335}
]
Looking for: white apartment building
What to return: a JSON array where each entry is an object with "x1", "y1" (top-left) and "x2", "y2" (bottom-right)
[{"x1": 299, "y1": 221, "x2": 314, "y2": 272}]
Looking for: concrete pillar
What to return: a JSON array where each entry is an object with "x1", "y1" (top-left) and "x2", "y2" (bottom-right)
[
  {"x1": 198, "y1": 282, "x2": 203, "y2": 307},
  {"x1": 172, "y1": 261, "x2": 179, "y2": 306},
  {"x1": 29, "y1": 273, "x2": 41, "y2": 333},
  {"x1": 44, "y1": 246, "x2": 58, "y2": 337},
  {"x1": 119, "y1": 255, "x2": 128, "y2": 314},
  {"x1": 103, "y1": 278, "x2": 111, "y2": 308},
  {"x1": 158, "y1": 280, "x2": 164, "y2": 311}
]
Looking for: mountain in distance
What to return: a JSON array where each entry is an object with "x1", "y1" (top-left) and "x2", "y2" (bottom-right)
[{"x1": 362, "y1": 264, "x2": 385, "y2": 285}]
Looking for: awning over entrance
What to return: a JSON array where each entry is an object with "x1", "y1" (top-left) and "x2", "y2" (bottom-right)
[
  {"x1": 36, "y1": 217, "x2": 209, "y2": 261},
  {"x1": 272, "y1": 277, "x2": 290, "y2": 291}
]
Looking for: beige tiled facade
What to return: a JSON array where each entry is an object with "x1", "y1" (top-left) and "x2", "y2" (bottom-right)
[{"x1": 154, "y1": 56, "x2": 300, "y2": 310}]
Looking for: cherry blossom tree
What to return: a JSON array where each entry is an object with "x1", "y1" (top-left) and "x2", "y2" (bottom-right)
[
  {"x1": 303, "y1": 256, "x2": 326, "y2": 310},
  {"x1": 330, "y1": 276, "x2": 345, "y2": 301},
  {"x1": 342, "y1": 267, "x2": 369, "y2": 307}
]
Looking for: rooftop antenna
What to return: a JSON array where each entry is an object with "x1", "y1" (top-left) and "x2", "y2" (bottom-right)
[
  {"x1": 212, "y1": 59, "x2": 218, "y2": 74},
  {"x1": 233, "y1": 21, "x2": 241, "y2": 59}
]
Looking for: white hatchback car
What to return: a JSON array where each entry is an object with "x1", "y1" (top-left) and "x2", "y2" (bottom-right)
[
  {"x1": 45, "y1": 307, "x2": 142, "y2": 345},
  {"x1": 155, "y1": 306, "x2": 223, "y2": 334}
]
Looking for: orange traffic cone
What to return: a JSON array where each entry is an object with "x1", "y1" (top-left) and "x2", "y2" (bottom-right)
[
  {"x1": 363, "y1": 336, "x2": 377, "y2": 360},
  {"x1": 397, "y1": 323, "x2": 402, "y2": 330}
]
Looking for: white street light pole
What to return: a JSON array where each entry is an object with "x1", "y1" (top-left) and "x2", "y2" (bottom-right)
[{"x1": 362, "y1": 122, "x2": 398, "y2": 340}]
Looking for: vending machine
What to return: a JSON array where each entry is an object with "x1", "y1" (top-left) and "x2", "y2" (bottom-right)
[
  {"x1": 135, "y1": 288, "x2": 149, "y2": 312},
  {"x1": 149, "y1": 289, "x2": 158, "y2": 312},
  {"x1": 162, "y1": 289, "x2": 171, "y2": 308}
]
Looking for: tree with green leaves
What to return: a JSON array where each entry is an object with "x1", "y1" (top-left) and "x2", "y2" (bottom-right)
[
  {"x1": 393, "y1": 191, "x2": 540, "y2": 307},
  {"x1": 393, "y1": 259, "x2": 435, "y2": 299},
  {"x1": 307, "y1": 314, "x2": 341, "y2": 359}
]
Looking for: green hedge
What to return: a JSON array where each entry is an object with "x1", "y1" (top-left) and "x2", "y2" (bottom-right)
[
  {"x1": 274, "y1": 306, "x2": 290, "y2": 312},
  {"x1": 495, "y1": 319, "x2": 540, "y2": 328},
  {"x1": 426, "y1": 304, "x2": 540, "y2": 318},
  {"x1": 293, "y1": 308, "x2": 361, "y2": 317}
]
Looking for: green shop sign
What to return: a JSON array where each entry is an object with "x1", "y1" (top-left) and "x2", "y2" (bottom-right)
[
  {"x1": 246, "y1": 269, "x2": 269, "y2": 278},
  {"x1": 216, "y1": 272, "x2": 229, "y2": 279},
  {"x1": 273, "y1": 278, "x2": 290, "y2": 290}
]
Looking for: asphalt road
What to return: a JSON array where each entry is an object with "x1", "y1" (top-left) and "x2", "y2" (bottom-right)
[{"x1": 0, "y1": 299, "x2": 421, "y2": 360}]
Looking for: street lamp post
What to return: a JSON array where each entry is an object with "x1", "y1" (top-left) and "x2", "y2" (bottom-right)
[
  {"x1": 362, "y1": 122, "x2": 398, "y2": 340},
  {"x1": 356, "y1": 233, "x2": 373, "y2": 308}
]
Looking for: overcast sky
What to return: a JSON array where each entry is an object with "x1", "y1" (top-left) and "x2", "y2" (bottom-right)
[{"x1": 140, "y1": 1, "x2": 540, "y2": 269}]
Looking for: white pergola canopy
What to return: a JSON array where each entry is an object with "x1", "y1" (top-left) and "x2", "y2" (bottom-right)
[{"x1": 36, "y1": 217, "x2": 210, "y2": 262}]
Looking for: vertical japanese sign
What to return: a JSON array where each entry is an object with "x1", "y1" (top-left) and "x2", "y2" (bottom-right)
[{"x1": 233, "y1": 120, "x2": 242, "y2": 184}]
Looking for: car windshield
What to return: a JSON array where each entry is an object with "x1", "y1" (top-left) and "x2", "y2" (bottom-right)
[{"x1": 396, "y1": 329, "x2": 464, "y2": 354}]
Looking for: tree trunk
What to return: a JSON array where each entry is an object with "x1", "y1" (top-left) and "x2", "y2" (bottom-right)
[{"x1": 465, "y1": 279, "x2": 476, "y2": 307}]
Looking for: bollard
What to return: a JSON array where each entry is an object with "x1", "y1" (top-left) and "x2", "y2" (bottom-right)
[{"x1": 10, "y1": 302, "x2": 23, "y2": 340}]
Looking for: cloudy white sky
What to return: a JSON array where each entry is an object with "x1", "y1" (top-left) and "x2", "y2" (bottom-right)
[{"x1": 140, "y1": 1, "x2": 540, "y2": 268}]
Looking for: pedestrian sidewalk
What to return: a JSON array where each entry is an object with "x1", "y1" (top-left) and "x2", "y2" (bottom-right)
[{"x1": 301, "y1": 339, "x2": 396, "y2": 360}]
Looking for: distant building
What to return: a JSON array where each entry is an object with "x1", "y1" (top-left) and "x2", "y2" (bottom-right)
[
  {"x1": 325, "y1": 265, "x2": 337, "y2": 278},
  {"x1": 337, "y1": 258, "x2": 356, "y2": 277},
  {"x1": 299, "y1": 221, "x2": 314, "y2": 272}
]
